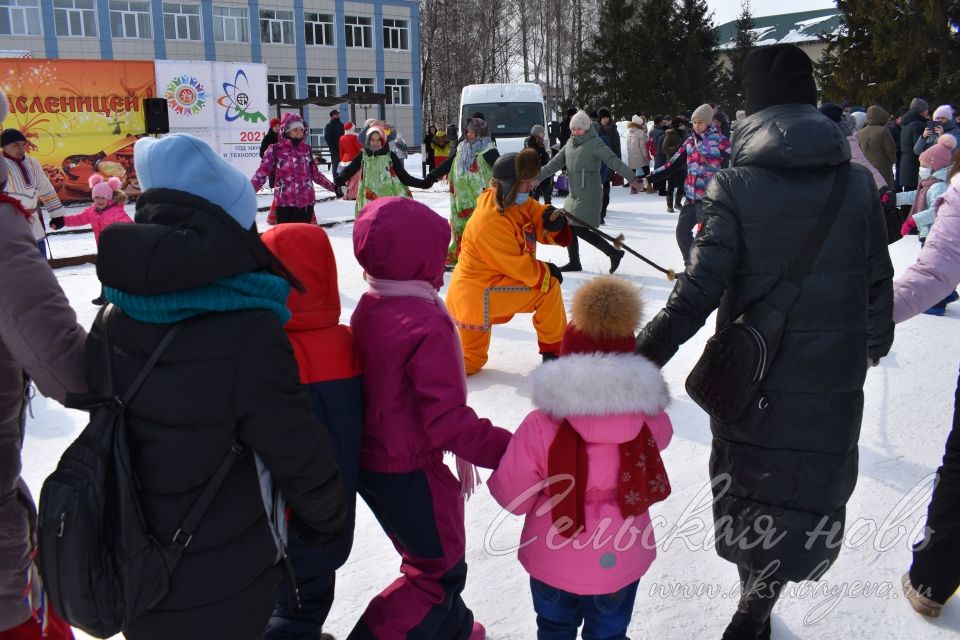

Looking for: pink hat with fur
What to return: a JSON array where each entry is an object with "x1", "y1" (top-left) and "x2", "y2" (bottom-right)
[{"x1": 90, "y1": 174, "x2": 122, "y2": 200}]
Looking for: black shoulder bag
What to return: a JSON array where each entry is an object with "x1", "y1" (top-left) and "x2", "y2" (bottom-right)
[{"x1": 685, "y1": 163, "x2": 850, "y2": 424}]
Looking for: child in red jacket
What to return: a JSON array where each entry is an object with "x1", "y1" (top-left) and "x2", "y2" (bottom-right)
[{"x1": 261, "y1": 224, "x2": 364, "y2": 640}]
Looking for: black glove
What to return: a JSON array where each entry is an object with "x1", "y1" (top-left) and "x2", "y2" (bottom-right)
[
  {"x1": 48, "y1": 217, "x2": 65, "y2": 230},
  {"x1": 335, "y1": 186, "x2": 344, "y2": 199},
  {"x1": 542, "y1": 207, "x2": 567, "y2": 232},
  {"x1": 547, "y1": 262, "x2": 563, "y2": 284}
]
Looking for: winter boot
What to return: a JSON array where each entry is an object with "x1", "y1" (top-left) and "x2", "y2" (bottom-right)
[
  {"x1": 609, "y1": 249, "x2": 625, "y2": 274},
  {"x1": 91, "y1": 286, "x2": 106, "y2": 306},
  {"x1": 542, "y1": 352, "x2": 559, "y2": 364},
  {"x1": 321, "y1": 634, "x2": 336, "y2": 640},
  {"x1": 923, "y1": 303, "x2": 947, "y2": 316},
  {"x1": 558, "y1": 263, "x2": 582, "y2": 272},
  {"x1": 561, "y1": 234, "x2": 582, "y2": 271},
  {"x1": 468, "y1": 622, "x2": 486, "y2": 640},
  {"x1": 902, "y1": 572, "x2": 943, "y2": 618},
  {"x1": 666, "y1": 196, "x2": 675, "y2": 214},
  {"x1": 945, "y1": 290, "x2": 959, "y2": 304},
  {"x1": 721, "y1": 611, "x2": 767, "y2": 640}
]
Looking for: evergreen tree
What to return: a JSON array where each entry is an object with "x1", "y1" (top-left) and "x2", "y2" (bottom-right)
[
  {"x1": 631, "y1": 0, "x2": 682, "y2": 115},
  {"x1": 719, "y1": 1, "x2": 758, "y2": 112},
  {"x1": 817, "y1": 0, "x2": 960, "y2": 109},
  {"x1": 574, "y1": 0, "x2": 640, "y2": 116},
  {"x1": 675, "y1": 0, "x2": 722, "y2": 110}
]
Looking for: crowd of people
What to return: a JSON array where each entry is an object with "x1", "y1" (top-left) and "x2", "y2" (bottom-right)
[{"x1": 2, "y1": 41, "x2": 960, "y2": 640}]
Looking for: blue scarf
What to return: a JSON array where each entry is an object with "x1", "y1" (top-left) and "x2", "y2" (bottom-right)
[{"x1": 104, "y1": 272, "x2": 291, "y2": 325}]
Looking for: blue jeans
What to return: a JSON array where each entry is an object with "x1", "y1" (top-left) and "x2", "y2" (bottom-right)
[{"x1": 529, "y1": 577, "x2": 639, "y2": 640}]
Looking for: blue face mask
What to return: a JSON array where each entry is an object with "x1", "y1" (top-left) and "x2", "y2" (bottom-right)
[{"x1": 514, "y1": 192, "x2": 530, "y2": 205}]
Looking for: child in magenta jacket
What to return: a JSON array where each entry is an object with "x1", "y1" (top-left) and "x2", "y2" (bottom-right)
[
  {"x1": 48, "y1": 174, "x2": 132, "y2": 305},
  {"x1": 489, "y1": 277, "x2": 673, "y2": 640},
  {"x1": 349, "y1": 196, "x2": 512, "y2": 640}
]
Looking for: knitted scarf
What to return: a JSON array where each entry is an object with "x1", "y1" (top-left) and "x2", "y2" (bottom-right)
[
  {"x1": 547, "y1": 420, "x2": 670, "y2": 539},
  {"x1": 104, "y1": 271, "x2": 291, "y2": 325},
  {"x1": 365, "y1": 275, "x2": 480, "y2": 499},
  {"x1": 2, "y1": 151, "x2": 32, "y2": 186}
]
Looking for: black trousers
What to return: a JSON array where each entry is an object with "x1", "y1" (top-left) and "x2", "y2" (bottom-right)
[
  {"x1": 567, "y1": 225, "x2": 617, "y2": 266},
  {"x1": 676, "y1": 202, "x2": 705, "y2": 266},
  {"x1": 600, "y1": 181, "x2": 611, "y2": 221},
  {"x1": 276, "y1": 205, "x2": 315, "y2": 224},
  {"x1": 533, "y1": 177, "x2": 553, "y2": 204},
  {"x1": 910, "y1": 364, "x2": 960, "y2": 604}
]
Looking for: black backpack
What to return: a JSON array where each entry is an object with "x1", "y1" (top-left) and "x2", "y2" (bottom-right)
[{"x1": 37, "y1": 306, "x2": 241, "y2": 638}]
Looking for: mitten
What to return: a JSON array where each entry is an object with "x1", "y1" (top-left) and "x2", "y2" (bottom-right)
[
  {"x1": 901, "y1": 216, "x2": 917, "y2": 237},
  {"x1": 48, "y1": 217, "x2": 65, "y2": 230},
  {"x1": 547, "y1": 262, "x2": 563, "y2": 284},
  {"x1": 542, "y1": 207, "x2": 567, "y2": 232}
]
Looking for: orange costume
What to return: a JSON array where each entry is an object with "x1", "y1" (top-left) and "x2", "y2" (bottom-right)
[{"x1": 446, "y1": 187, "x2": 572, "y2": 374}]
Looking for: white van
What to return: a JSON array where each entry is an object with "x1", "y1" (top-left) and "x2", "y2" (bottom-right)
[{"x1": 458, "y1": 83, "x2": 547, "y2": 155}]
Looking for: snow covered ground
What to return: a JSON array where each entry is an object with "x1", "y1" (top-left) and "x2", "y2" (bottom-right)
[{"x1": 24, "y1": 158, "x2": 960, "y2": 639}]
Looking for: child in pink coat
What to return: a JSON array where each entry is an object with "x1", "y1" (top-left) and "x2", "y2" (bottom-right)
[
  {"x1": 489, "y1": 276, "x2": 673, "y2": 640},
  {"x1": 350, "y1": 196, "x2": 512, "y2": 640},
  {"x1": 48, "y1": 174, "x2": 132, "y2": 305}
]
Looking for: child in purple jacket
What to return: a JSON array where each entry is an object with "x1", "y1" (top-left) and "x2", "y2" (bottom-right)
[{"x1": 349, "y1": 196, "x2": 512, "y2": 640}]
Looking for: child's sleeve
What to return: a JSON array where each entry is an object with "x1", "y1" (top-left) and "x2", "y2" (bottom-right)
[
  {"x1": 61, "y1": 207, "x2": 93, "y2": 228},
  {"x1": 251, "y1": 145, "x2": 277, "y2": 192},
  {"x1": 408, "y1": 317, "x2": 511, "y2": 469},
  {"x1": 311, "y1": 159, "x2": 335, "y2": 191},
  {"x1": 488, "y1": 416, "x2": 547, "y2": 516},
  {"x1": 645, "y1": 411, "x2": 674, "y2": 452}
]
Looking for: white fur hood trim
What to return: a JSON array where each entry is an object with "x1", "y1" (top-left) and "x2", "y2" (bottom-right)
[{"x1": 530, "y1": 352, "x2": 670, "y2": 417}]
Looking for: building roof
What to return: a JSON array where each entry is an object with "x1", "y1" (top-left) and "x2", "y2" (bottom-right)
[{"x1": 717, "y1": 8, "x2": 842, "y2": 50}]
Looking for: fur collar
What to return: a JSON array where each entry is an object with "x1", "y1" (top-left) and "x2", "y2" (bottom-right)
[{"x1": 531, "y1": 352, "x2": 670, "y2": 417}]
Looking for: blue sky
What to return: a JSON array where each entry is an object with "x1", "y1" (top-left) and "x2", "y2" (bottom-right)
[{"x1": 708, "y1": 0, "x2": 836, "y2": 26}]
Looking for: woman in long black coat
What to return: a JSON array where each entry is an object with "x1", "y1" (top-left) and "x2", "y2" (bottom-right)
[{"x1": 636, "y1": 45, "x2": 895, "y2": 639}]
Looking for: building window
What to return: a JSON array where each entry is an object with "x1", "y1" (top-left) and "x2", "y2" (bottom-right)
[
  {"x1": 346, "y1": 76, "x2": 375, "y2": 94},
  {"x1": 109, "y1": 1, "x2": 151, "y2": 39},
  {"x1": 307, "y1": 76, "x2": 338, "y2": 99},
  {"x1": 163, "y1": 2, "x2": 200, "y2": 40},
  {"x1": 344, "y1": 15, "x2": 371, "y2": 48},
  {"x1": 213, "y1": 5, "x2": 247, "y2": 42},
  {"x1": 260, "y1": 8, "x2": 293, "y2": 45},
  {"x1": 304, "y1": 11, "x2": 333, "y2": 46},
  {"x1": 0, "y1": 0, "x2": 42, "y2": 36},
  {"x1": 384, "y1": 78, "x2": 410, "y2": 105},
  {"x1": 382, "y1": 18, "x2": 408, "y2": 51},
  {"x1": 267, "y1": 74, "x2": 296, "y2": 102},
  {"x1": 54, "y1": 0, "x2": 97, "y2": 37}
]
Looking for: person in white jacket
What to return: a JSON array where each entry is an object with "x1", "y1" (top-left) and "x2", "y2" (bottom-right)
[
  {"x1": 1, "y1": 128, "x2": 64, "y2": 257},
  {"x1": 625, "y1": 115, "x2": 650, "y2": 192}
]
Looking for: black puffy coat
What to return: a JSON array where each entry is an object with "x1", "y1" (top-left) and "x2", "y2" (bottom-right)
[
  {"x1": 93, "y1": 189, "x2": 346, "y2": 635},
  {"x1": 899, "y1": 109, "x2": 927, "y2": 190},
  {"x1": 636, "y1": 104, "x2": 894, "y2": 581}
]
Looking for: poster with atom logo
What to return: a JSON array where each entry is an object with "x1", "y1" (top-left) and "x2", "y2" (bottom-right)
[{"x1": 154, "y1": 60, "x2": 267, "y2": 177}]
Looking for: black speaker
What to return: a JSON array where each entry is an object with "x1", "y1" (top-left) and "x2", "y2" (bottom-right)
[{"x1": 144, "y1": 98, "x2": 170, "y2": 134}]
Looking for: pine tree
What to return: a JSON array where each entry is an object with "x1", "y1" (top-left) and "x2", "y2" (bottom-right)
[
  {"x1": 817, "y1": 0, "x2": 960, "y2": 109},
  {"x1": 719, "y1": 1, "x2": 758, "y2": 112},
  {"x1": 630, "y1": 0, "x2": 682, "y2": 115},
  {"x1": 574, "y1": 0, "x2": 641, "y2": 116},
  {"x1": 674, "y1": 0, "x2": 722, "y2": 110}
]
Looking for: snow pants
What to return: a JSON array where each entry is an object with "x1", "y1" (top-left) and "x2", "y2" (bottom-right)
[
  {"x1": 909, "y1": 364, "x2": 960, "y2": 604},
  {"x1": 457, "y1": 281, "x2": 566, "y2": 375},
  {"x1": 348, "y1": 461, "x2": 474, "y2": 640}
]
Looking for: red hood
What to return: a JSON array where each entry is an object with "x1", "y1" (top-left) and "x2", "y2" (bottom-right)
[
  {"x1": 353, "y1": 197, "x2": 450, "y2": 288},
  {"x1": 262, "y1": 223, "x2": 340, "y2": 330}
]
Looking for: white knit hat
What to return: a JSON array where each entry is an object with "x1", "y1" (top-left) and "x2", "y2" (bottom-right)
[
  {"x1": 570, "y1": 110, "x2": 591, "y2": 131},
  {"x1": 691, "y1": 103, "x2": 715, "y2": 124},
  {"x1": 631, "y1": 115, "x2": 644, "y2": 126},
  {"x1": 933, "y1": 105, "x2": 955, "y2": 121}
]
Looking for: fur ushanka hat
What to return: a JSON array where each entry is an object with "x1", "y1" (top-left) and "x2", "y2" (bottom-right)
[{"x1": 491, "y1": 148, "x2": 542, "y2": 211}]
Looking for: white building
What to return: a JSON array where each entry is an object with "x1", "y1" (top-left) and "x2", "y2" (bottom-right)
[{"x1": 0, "y1": 0, "x2": 423, "y2": 146}]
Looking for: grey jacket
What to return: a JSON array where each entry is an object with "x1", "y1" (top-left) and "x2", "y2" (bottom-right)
[
  {"x1": 539, "y1": 127, "x2": 636, "y2": 227},
  {"x1": 0, "y1": 173, "x2": 86, "y2": 630}
]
